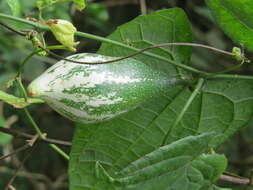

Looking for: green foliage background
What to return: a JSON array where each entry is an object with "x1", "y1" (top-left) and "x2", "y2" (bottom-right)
[{"x1": 1, "y1": 1, "x2": 253, "y2": 190}]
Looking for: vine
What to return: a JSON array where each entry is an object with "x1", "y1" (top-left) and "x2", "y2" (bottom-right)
[{"x1": 0, "y1": 13, "x2": 252, "y2": 80}]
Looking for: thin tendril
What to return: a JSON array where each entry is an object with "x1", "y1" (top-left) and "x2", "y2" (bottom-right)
[{"x1": 40, "y1": 42, "x2": 235, "y2": 65}]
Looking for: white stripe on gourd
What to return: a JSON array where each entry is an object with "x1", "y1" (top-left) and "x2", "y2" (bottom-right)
[{"x1": 27, "y1": 53, "x2": 178, "y2": 124}]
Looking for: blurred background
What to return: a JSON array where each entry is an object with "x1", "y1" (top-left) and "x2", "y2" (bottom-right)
[{"x1": 0, "y1": 0, "x2": 253, "y2": 189}]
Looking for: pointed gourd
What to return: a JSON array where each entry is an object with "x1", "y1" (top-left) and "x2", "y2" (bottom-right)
[{"x1": 27, "y1": 53, "x2": 180, "y2": 124}]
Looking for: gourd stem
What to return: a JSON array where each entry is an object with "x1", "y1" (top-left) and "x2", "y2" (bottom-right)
[{"x1": 161, "y1": 78, "x2": 205, "y2": 146}]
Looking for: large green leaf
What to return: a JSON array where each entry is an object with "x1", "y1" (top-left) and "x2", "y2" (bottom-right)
[
  {"x1": 70, "y1": 131, "x2": 227, "y2": 190},
  {"x1": 161, "y1": 79, "x2": 253, "y2": 148},
  {"x1": 69, "y1": 7, "x2": 253, "y2": 190},
  {"x1": 206, "y1": 0, "x2": 253, "y2": 52}
]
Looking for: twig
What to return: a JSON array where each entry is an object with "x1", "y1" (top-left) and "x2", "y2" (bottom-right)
[
  {"x1": 7, "y1": 185, "x2": 16, "y2": 190},
  {"x1": 0, "y1": 144, "x2": 31, "y2": 161},
  {"x1": 219, "y1": 174, "x2": 250, "y2": 185},
  {"x1": 0, "y1": 166, "x2": 51, "y2": 184},
  {"x1": 140, "y1": 0, "x2": 147, "y2": 14},
  {"x1": 250, "y1": 169, "x2": 253, "y2": 185},
  {"x1": 4, "y1": 143, "x2": 38, "y2": 190},
  {"x1": 5, "y1": 115, "x2": 18, "y2": 128},
  {"x1": 51, "y1": 173, "x2": 68, "y2": 189},
  {"x1": 0, "y1": 127, "x2": 72, "y2": 146},
  {"x1": 0, "y1": 135, "x2": 38, "y2": 162}
]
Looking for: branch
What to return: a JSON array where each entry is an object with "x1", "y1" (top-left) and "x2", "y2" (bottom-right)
[
  {"x1": 0, "y1": 127, "x2": 72, "y2": 146},
  {"x1": 0, "y1": 144, "x2": 31, "y2": 161},
  {"x1": 219, "y1": 174, "x2": 250, "y2": 185},
  {"x1": 140, "y1": 0, "x2": 147, "y2": 14},
  {"x1": 4, "y1": 142, "x2": 38, "y2": 190}
]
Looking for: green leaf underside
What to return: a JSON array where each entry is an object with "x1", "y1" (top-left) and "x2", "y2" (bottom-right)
[
  {"x1": 5, "y1": 0, "x2": 21, "y2": 16},
  {"x1": 206, "y1": 0, "x2": 253, "y2": 52},
  {"x1": 69, "y1": 8, "x2": 253, "y2": 190}
]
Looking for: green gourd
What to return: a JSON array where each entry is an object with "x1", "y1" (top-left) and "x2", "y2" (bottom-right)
[{"x1": 27, "y1": 53, "x2": 179, "y2": 124}]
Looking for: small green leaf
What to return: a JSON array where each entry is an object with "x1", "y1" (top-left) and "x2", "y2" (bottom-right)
[
  {"x1": 72, "y1": 0, "x2": 86, "y2": 11},
  {"x1": 5, "y1": 0, "x2": 21, "y2": 16},
  {"x1": 206, "y1": 0, "x2": 253, "y2": 52},
  {"x1": 232, "y1": 47, "x2": 243, "y2": 61},
  {"x1": 46, "y1": 19, "x2": 79, "y2": 51}
]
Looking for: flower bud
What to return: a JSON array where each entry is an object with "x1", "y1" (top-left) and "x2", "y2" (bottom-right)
[{"x1": 46, "y1": 19, "x2": 79, "y2": 51}]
